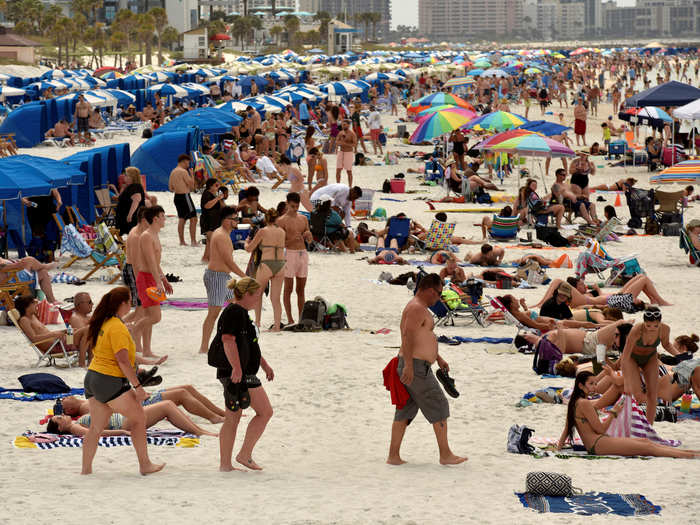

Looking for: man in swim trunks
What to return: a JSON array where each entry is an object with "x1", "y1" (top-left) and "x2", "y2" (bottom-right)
[
  {"x1": 387, "y1": 272, "x2": 466, "y2": 466},
  {"x1": 168, "y1": 153, "x2": 198, "y2": 246},
  {"x1": 199, "y1": 206, "x2": 246, "y2": 354},
  {"x1": 573, "y1": 98, "x2": 587, "y2": 146},
  {"x1": 335, "y1": 119, "x2": 357, "y2": 187},
  {"x1": 73, "y1": 94, "x2": 91, "y2": 143},
  {"x1": 135, "y1": 206, "x2": 171, "y2": 358},
  {"x1": 277, "y1": 192, "x2": 312, "y2": 325}
]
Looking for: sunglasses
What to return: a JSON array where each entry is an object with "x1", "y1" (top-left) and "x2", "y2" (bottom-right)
[{"x1": 643, "y1": 310, "x2": 662, "y2": 321}]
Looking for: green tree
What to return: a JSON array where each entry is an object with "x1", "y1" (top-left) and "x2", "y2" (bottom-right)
[
  {"x1": 160, "y1": 26, "x2": 179, "y2": 52},
  {"x1": 136, "y1": 12, "x2": 155, "y2": 66},
  {"x1": 149, "y1": 7, "x2": 168, "y2": 65},
  {"x1": 283, "y1": 14, "x2": 299, "y2": 47},
  {"x1": 246, "y1": 15, "x2": 262, "y2": 48},
  {"x1": 114, "y1": 9, "x2": 138, "y2": 65},
  {"x1": 269, "y1": 25, "x2": 284, "y2": 46},
  {"x1": 368, "y1": 12, "x2": 382, "y2": 40},
  {"x1": 314, "y1": 10, "x2": 331, "y2": 44},
  {"x1": 110, "y1": 30, "x2": 125, "y2": 68},
  {"x1": 231, "y1": 16, "x2": 250, "y2": 50}
]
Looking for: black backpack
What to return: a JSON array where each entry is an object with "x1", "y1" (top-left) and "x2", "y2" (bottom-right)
[
  {"x1": 301, "y1": 298, "x2": 327, "y2": 329},
  {"x1": 382, "y1": 179, "x2": 391, "y2": 193},
  {"x1": 324, "y1": 306, "x2": 349, "y2": 330}
]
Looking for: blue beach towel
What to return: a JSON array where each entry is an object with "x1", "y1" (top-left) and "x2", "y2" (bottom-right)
[
  {"x1": 0, "y1": 388, "x2": 85, "y2": 401},
  {"x1": 516, "y1": 492, "x2": 661, "y2": 516}
]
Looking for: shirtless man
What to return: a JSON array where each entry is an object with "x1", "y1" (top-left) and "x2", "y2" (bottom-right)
[
  {"x1": 68, "y1": 292, "x2": 93, "y2": 366},
  {"x1": 46, "y1": 120, "x2": 74, "y2": 145},
  {"x1": 573, "y1": 99, "x2": 587, "y2": 146},
  {"x1": 277, "y1": 193, "x2": 312, "y2": 325},
  {"x1": 135, "y1": 206, "x2": 172, "y2": 358},
  {"x1": 466, "y1": 244, "x2": 504, "y2": 266},
  {"x1": 335, "y1": 119, "x2": 357, "y2": 187},
  {"x1": 88, "y1": 108, "x2": 105, "y2": 130},
  {"x1": 140, "y1": 103, "x2": 155, "y2": 122},
  {"x1": 168, "y1": 154, "x2": 198, "y2": 246},
  {"x1": 122, "y1": 208, "x2": 148, "y2": 350},
  {"x1": 387, "y1": 273, "x2": 467, "y2": 466},
  {"x1": 74, "y1": 94, "x2": 91, "y2": 143},
  {"x1": 198, "y1": 206, "x2": 246, "y2": 354}
]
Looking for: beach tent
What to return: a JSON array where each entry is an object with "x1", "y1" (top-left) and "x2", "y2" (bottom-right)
[
  {"x1": 153, "y1": 108, "x2": 241, "y2": 136},
  {"x1": 673, "y1": 99, "x2": 700, "y2": 121},
  {"x1": 624, "y1": 81, "x2": 700, "y2": 108},
  {"x1": 62, "y1": 144, "x2": 131, "y2": 222},
  {"x1": 0, "y1": 101, "x2": 48, "y2": 147},
  {"x1": 131, "y1": 129, "x2": 200, "y2": 191}
]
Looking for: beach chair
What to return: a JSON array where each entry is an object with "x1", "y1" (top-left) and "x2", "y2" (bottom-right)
[
  {"x1": 352, "y1": 189, "x2": 375, "y2": 219},
  {"x1": 414, "y1": 268, "x2": 488, "y2": 328},
  {"x1": 577, "y1": 216, "x2": 622, "y2": 243},
  {"x1": 487, "y1": 295, "x2": 539, "y2": 337},
  {"x1": 94, "y1": 188, "x2": 117, "y2": 226},
  {"x1": 574, "y1": 239, "x2": 641, "y2": 285},
  {"x1": 385, "y1": 217, "x2": 411, "y2": 251},
  {"x1": 625, "y1": 187, "x2": 654, "y2": 229},
  {"x1": 424, "y1": 220, "x2": 456, "y2": 251},
  {"x1": 653, "y1": 190, "x2": 684, "y2": 226},
  {"x1": 309, "y1": 209, "x2": 333, "y2": 251},
  {"x1": 59, "y1": 223, "x2": 122, "y2": 283},
  {"x1": 488, "y1": 215, "x2": 519, "y2": 241},
  {"x1": 0, "y1": 269, "x2": 34, "y2": 310},
  {"x1": 424, "y1": 159, "x2": 444, "y2": 182},
  {"x1": 679, "y1": 227, "x2": 700, "y2": 267},
  {"x1": 526, "y1": 192, "x2": 552, "y2": 227},
  {"x1": 7, "y1": 309, "x2": 78, "y2": 368}
]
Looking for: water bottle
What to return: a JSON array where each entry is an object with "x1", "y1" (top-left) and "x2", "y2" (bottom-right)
[
  {"x1": 680, "y1": 393, "x2": 692, "y2": 413},
  {"x1": 66, "y1": 325, "x2": 74, "y2": 345}
]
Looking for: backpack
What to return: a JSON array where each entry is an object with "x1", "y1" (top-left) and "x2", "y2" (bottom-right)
[
  {"x1": 532, "y1": 338, "x2": 563, "y2": 375},
  {"x1": 382, "y1": 179, "x2": 392, "y2": 193},
  {"x1": 507, "y1": 424, "x2": 535, "y2": 454},
  {"x1": 301, "y1": 297, "x2": 327, "y2": 329},
  {"x1": 476, "y1": 192, "x2": 492, "y2": 204},
  {"x1": 324, "y1": 304, "x2": 349, "y2": 330}
]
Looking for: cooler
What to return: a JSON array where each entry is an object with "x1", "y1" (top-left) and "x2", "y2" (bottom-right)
[{"x1": 390, "y1": 179, "x2": 406, "y2": 193}]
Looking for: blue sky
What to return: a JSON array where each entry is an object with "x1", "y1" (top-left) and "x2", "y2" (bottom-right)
[{"x1": 390, "y1": 0, "x2": 637, "y2": 30}]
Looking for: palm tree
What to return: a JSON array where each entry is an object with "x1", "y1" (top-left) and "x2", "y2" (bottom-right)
[
  {"x1": 283, "y1": 14, "x2": 299, "y2": 48},
  {"x1": 246, "y1": 16, "x2": 262, "y2": 48},
  {"x1": 241, "y1": 0, "x2": 248, "y2": 18},
  {"x1": 314, "y1": 11, "x2": 331, "y2": 44},
  {"x1": 114, "y1": 9, "x2": 138, "y2": 65},
  {"x1": 110, "y1": 30, "x2": 125, "y2": 68},
  {"x1": 231, "y1": 16, "x2": 250, "y2": 50},
  {"x1": 136, "y1": 12, "x2": 155, "y2": 66},
  {"x1": 149, "y1": 7, "x2": 168, "y2": 65},
  {"x1": 161, "y1": 26, "x2": 178, "y2": 52},
  {"x1": 269, "y1": 25, "x2": 284, "y2": 46},
  {"x1": 368, "y1": 12, "x2": 382, "y2": 40},
  {"x1": 360, "y1": 12, "x2": 371, "y2": 41}
]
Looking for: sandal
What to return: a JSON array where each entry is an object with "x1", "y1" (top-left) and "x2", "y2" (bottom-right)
[
  {"x1": 137, "y1": 366, "x2": 162, "y2": 388},
  {"x1": 436, "y1": 368, "x2": 460, "y2": 398}
]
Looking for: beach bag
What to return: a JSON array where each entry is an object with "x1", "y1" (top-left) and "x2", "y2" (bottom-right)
[
  {"x1": 464, "y1": 278, "x2": 483, "y2": 304},
  {"x1": 533, "y1": 337, "x2": 562, "y2": 375},
  {"x1": 36, "y1": 299, "x2": 59, "y2": 325},
  {"x1": 662, "y1": 222, "x2": 681, "y2": 236},
  {"x1": 324, "y1": 304, "x2": 348, "y2": 330},
  {"x1": 507, "y1": 424, "x2": 535, "y2": 454},
  {"x1": 526, "y1": 472, "x2": 580, "y2": 497},
  {"x1": 644, "y1": 218, "x2": 660, "y2": 235},
  {"x1": 18, "y1": 373, "x2": 70, "y2": 394},
  {"x1": 476, "y1": 192, "x2": 492, "y2": 204},
  {"x1": 536, "y1": 225, "x2": 569, "y2": 247},
  {"x1": 301, "y1": 297, "x2": 327, "y2": 329},
  {"x1": 382, "y1": 179, "x2": 392, "y2": 193}
]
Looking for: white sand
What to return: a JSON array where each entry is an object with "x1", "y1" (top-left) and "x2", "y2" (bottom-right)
[{"x1": 1, "y1": 97, "x2": 699, "y2": 524}]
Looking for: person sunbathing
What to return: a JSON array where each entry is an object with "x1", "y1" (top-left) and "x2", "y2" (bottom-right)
[
  {"x1": 466, "y1": 243, "x2": 504, "y2": 266},
  {"x1": 533, "y1": 274, "x2": 672, "y2": 310},
  {"x1": 0, "y1": 256, "x2": 58, "y2": 303},
  {"x1": 14, "y1": 294, "x2": 81, "y2": 355},
  {"x1": 45, "y1": 119, "x2": 74, "y2": 145},
  {"x1": 571, "y1": 306, "x2": 622, "y2": 325},
  {"x1": 521, "y1": 320, "x2": 632, "y2": 358},
  {"x1": 368, "y1": 237, "x2": 407, "y2": 265},
  {"x1": 495, "y1": 294, "x2": 557, "y2": 333},
  {"x1": 591, "y1": 177, "x2": 637, "y2": 193},
  {"x1": 556, "y1": 371, "x2": 700, "y2": 458},
  {"x1": 686, "y1": 219, "x2": 700, "y2": 253},
  {"x1": 61, "y1": 385, "x2": 226, "y2": 424},
  {"x1": 439, "y1": 253, "x2": 467, "y2": 283},
  {"x1": 46, "y1": 400, "x2": 218, "y2": 437}
]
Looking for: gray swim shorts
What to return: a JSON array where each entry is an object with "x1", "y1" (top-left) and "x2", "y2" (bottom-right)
[
  {"x1": 84, "y1": 369, "x2": 131, "y2": 404},
  {"x1": 203, "y1": 269, "x2": 233, "y2": 307},
  {"x1": 394, "y1": 357, "x2": 450, "y2": 424}
]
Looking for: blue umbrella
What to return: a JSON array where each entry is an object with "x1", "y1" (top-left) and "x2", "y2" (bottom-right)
[
  {"x1": 239, "y1": 75, "x2": 269, "y2": 88},
  {"x1": 0, "y1": 155, "x2": 84, "y2": 199},
  {"x1": 467, "y1": 69, "x2": 484, "y2": 76},
  {"x1": 517, "y1": 120, "x2": 571, "y2": 136},
  {"x1": 153, "y1": 108, "x2": 242, "y2": 136}
]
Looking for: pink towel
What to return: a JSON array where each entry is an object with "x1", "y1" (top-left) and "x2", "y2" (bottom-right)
[{"x1": 606, "y1": 395, "x2": 680, "y2": 447}]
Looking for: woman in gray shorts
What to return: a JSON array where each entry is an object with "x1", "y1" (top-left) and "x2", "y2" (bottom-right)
[{"x1": 81, "y1": 286, "x2": 164, "y2": 476}]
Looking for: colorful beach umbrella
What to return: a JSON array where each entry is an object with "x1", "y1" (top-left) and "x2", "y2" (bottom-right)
[
  {"x1": 409, "y1": 108, "x2": 476, "y2": 144},
  {"x1": 650, "y1": 160, "x2": 700, "y2": 184},
  {"x1": 407, "y1": 92, "x2": 474, "y2": 113},
  {"x1": 415, "y1": 105, "x2": 477, "y2": 121},
  {"x1": 619, "y1": 106, "x2": 673, "y2": 128},
  {"x1": 464, "y1": 111, "x2": 528, "y2": 132},
  {"x1": 443, "y1": 76, "x2": 475, "y2": 88},
  {"x1": 475, "y1": 129, "x2": 575, "y2": 158}
]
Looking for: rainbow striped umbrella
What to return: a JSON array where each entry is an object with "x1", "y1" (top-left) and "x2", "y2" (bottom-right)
[
  {"x1": 464, "y1": 111, "x2": 528, "y2": 132},
  {"x1": 475, "y1": 129, "x2": 575, "y2": 158},
  {"x1": 407, "y1": 92, "x2": 474, "y2": 113},
  {"x1": 409, "y1": 107, "x2": 476, "y2": 144},
  {"x1": 650, "y1": 160, "x2": 700, "y2": 184},
  {"x1": 415, "y1": 104, "x2": 477, "y2": 120}
]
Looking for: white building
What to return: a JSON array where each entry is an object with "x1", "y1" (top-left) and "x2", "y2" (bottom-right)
[
  {"x1": 165, "y1": 0, "x2": 200, "y2": 34},
  {"x1": 183, "y1": 26, "x2": 208, "y2": 60}
]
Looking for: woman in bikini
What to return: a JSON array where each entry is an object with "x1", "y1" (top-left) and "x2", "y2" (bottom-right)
[
  {"x1": 621, "y1": 307, "x2": 680, "y2": 425},
  {"x1": 590, "y1": 177, "x2": 637, "y2": 192},
  {"x1": 245, "y1": 208, "x2": 286, "y2": 331},
  {"x1": 306, "y1": 147, "x2": 328, "y2": 193},
  {"x1": 305, "y1": 126, "x2": 317, "y2": 185},
  {"x1": 556, "y1": 371, "x2": 699, "y2": 457}
]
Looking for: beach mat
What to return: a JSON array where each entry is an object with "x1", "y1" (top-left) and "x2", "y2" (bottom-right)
[
  {"x1": 0, "y1": 388, "x2": 84, "y2": 402},
  {"x1": 424, "y1": 208, "x2": 502, "y2": 213},
  {"x1": 516, "y1": 492, "x2": 661, "y2": 516},
  {"x1": 162, "y1": 299, "x2": 209, "y2": 310},
  {"x1": 13, "y1": 429, "x2": 200, "y2": 450}
]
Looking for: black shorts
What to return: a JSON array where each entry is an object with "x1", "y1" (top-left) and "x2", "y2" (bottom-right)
[
  {"x1": 122, "y1": 263, "x2": 141, "y2": 307},
  {"x1": 570, "y1": 173, "x2": 589, "y2": 191},
  {"x1": 453, "y1": 142, "x2": 465, "y2": 155},
  {"x1": 84, "y1": 370, "x2": 131, "y2": 404},
  {"x1": 77, "y1": 117, "x2": 89, "y2": 133},
  {"x1": 174, "y1": 193, "x2": 197, "y2": 220}
]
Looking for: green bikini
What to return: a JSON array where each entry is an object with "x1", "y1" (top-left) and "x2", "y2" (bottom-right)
[{"x1": 631, "y1": 334, "x2": 661, "y2": 367}]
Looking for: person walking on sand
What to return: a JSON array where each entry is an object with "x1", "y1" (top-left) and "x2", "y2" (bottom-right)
[
  {"x1": 335, "y1": 119, "x2": 357, "y2": 187},
  {"x1": 387, "y1": 272, "x2": 467, "y2": 466},
  {"x1": 122, "y1": 208, "x2": 148, "y2": 351},
  {"x1": 168, "y1": 154, "x2": 198, "y2": 246},
  {"x1": 135, "y1": 206, "x2": 171, "y2": 359},
  {"x1": 277, "y1": 192, "x2": 312, "y2": 325},
  {"x1": 199, "y1": 206, "x2": 246, "y2": 354},
  {"x1": 573, "y1": 98, "x2": 588, "y2": 146},
  {"x1": 209, "y1": 277, "x2": 274, "y2": 472}
]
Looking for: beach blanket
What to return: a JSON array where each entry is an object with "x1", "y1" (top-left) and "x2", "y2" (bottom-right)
[
  {"x1": 162, "y1": 299, "x2": 209, "y2": 311},
  {"x1": 0, "y1": 387, "x2": 84, "y2": 402},
  {"x1": 13, "y1": 429, "x2": 199, "y2": 449},
  {"x1": 516, "y1": 491, "x2": 661, "y2": 516},
  {"x1": 607, "y1": 395, "x2": 681, "y2": 447},
  {"x1": 438, "y1": 335, "x2": 513, "y2": 345},
  {"x1": 51, "y1": 272, "x2": 84, "y2": 284},
  {"x1": 519, "y1": 387, "x2": 566, "y2": 407},
  {"x1": 60, "y1": 224, "x2": 92, "y2": 258}
]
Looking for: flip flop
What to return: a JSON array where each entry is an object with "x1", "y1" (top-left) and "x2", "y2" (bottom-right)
[
  {"x1": 437, "y1": 335, "x2": 460, "y2": 346},
  {"x1": 137, "y1": 366, "x2": 161, "y2": 388},
  {"x1": 436, "y1": 368, "x2": 459, "y2": 398}
]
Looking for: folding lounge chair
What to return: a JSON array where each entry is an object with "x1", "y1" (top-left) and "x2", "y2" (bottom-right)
[
  {"x1": 488, "y1": 215, "x2": 519, "y2": 241},
  {"x1": 385, "y1": 217, "x2": 411, "y2": 251},
  {"x1": 679, "y1": 227, "x2": 700, "y2": 267},
  {"x1": 577, "y1": 216, "x2": 622, "y2": 243},
  {"x1": 424, "y1": 220, "x2": 456, "y2": 251},
  {"x1": 94, "y1": 188, "x2": 117, "y2": 226},
  {"x1": 352, "y1": 189, "x2": 375, "y2": 219},
  {"x1": 60, "y1": 223, "x2": 122, "y2": 283},
  {"x1": 526, "y1": 192, "x2": 552, "y2": 227},
  {"x1": 574, "y1": 239, "x2": 641, "y2": 285},
  {"x1": 414, "y1": 268, "x2": 488, "y2": 328},
  {"x1": 424, "y1": 159, "x2": 444, "y2": 182},
  {"x1": 7, "y1": 309, "x2": 78, "y2": 368},
  {"x1": 309, "y1": 209, "x2": 333, "y2": 251},
  {"x1": 0, "y1": 268, "x2": 34, "y2": 310},
  {"x1": 487, "y1": 295, "x2": 539, "y2": 337},
  {"x1": 653, "y1": 190, "x2": 684, "y2": 226}
]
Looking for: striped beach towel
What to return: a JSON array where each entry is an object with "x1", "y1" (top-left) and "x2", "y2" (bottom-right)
[
  {"x1": 13, "y1": 430, "x2": 199, "y2": 450},
  {"x1": 606, "y1": 395, "x2": 681, "y2": 447}
]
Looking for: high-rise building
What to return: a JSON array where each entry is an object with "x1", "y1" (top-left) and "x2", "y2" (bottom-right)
[
  {"x1": 560, "y1": 0, "x2": 602, "y2": 37},
  {"x1": 418, "y1": 0, "x2": 524, "y2": 40},
  {"x1": 313, "y1": 1, "x2": 392, "y2": 39},
  {"x1": 298, "y1": 0, "x2": 322, "y2": 13}
]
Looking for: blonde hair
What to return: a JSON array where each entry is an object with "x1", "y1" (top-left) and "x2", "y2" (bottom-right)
[
  {"x1": 227, "y1": 277, "x2": 261, "y2": 299},
  {"x1": 125, "y1": 166, "x2": 142, "y2": 186}
]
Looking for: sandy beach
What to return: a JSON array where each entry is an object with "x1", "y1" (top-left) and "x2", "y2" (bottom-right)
[{"x1": 1, "y1": 90, "x2": 699, "y2": 525}]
